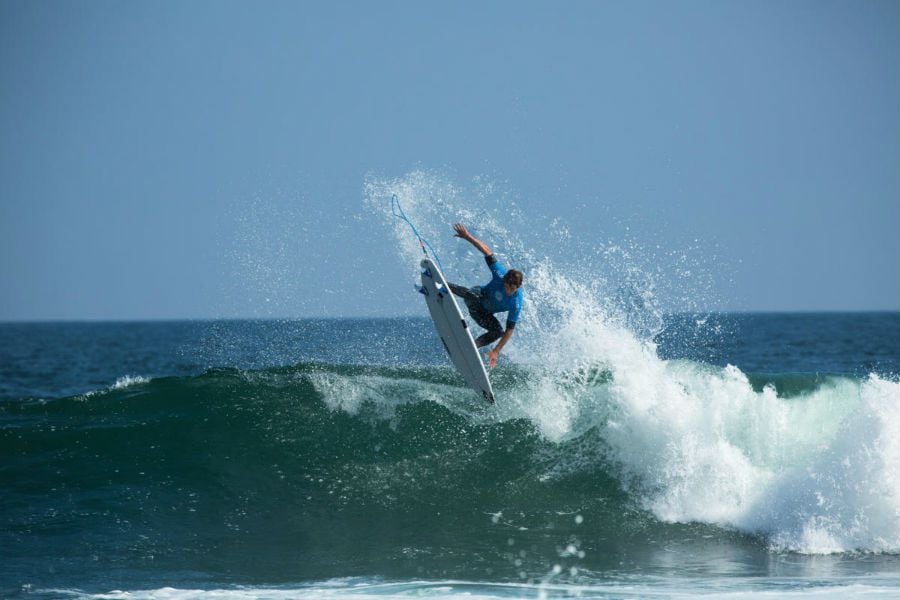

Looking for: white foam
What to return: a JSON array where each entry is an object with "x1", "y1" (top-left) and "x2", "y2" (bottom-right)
[
  {"x1": 41, "y1": 577, "x2": 900, "y2": 599},
  {"x1": 739, "y1": 375, "x2": 900, "y2": 553},
  {"x1": 79, "y1": 375, "x2": 151, "y2": 399},
  {"x1": 111, "y1": 375, "x2": 151, "y2": 390},
  {"x1": 306, "y1": 368, "x2": 484, "y2": 424},
  {"x1": 307, "y1": 371, "x2": 428, "y2": 418}
]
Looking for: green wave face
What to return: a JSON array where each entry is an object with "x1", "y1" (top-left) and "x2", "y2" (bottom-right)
[{"x1": 2, "y1": 362, "x2": 898, "y2": 588}]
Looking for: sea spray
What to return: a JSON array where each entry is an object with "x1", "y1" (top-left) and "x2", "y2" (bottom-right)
[{"x1": 362, "y1": 170, "x2": 900, "y2": 554}]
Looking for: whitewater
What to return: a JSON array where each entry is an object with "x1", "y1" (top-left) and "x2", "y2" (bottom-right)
[{"x1": 365, "y1": 171, "x2": 900, "y2": 557}]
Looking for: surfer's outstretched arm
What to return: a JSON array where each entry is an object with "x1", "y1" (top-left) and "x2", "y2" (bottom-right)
[
  {"x1": 487, "y1": 328, "x2": 514, "y2": 368},
  {"x1": 453, "y1": 223, "x2": 492, "y2": 257}
]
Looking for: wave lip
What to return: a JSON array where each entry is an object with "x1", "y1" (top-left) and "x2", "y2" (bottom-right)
[
  {"x1": 78, "y1": 374, "x2": 152, "y2": 399},
  {"x1": 110, "y1": 375, "x2": 151, "y2": 390}
]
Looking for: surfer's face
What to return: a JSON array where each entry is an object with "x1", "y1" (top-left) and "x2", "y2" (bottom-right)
[{"x1": 504, "y1": 282, "x2": 519, "y2": 296}]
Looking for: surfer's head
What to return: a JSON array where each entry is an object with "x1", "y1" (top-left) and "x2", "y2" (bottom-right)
[{"x1": 503, "y1": 270, "x2": 523, "y2": 295}]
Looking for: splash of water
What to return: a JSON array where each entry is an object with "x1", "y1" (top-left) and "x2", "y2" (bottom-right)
[{"x1": 362, "y1": 170, "x2": 900, "y2": 554}]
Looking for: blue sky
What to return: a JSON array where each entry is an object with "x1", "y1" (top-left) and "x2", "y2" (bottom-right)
[{"x1": 1, "y1": 0, "x2": 897, "y2": 320}]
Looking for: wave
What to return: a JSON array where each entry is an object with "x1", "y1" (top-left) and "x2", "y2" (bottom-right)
[
  {"x1": 4, "y1": 171, "x2": 896, "y2": 594},
  {"x1": 361, "y1": 171, "x2": 900, "y2": 555},
  {"x1": 3, "y1": 359, "x2": 898, "y2": 557}
]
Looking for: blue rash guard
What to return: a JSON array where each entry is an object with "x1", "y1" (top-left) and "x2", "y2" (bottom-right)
[{"x1": 478, "y1": 255, "x2": 523, "y2": 328}]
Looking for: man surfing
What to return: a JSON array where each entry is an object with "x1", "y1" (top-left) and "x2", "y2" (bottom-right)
[{"x1": 449, "y1": 223, "x2": 524, "y2": 368}]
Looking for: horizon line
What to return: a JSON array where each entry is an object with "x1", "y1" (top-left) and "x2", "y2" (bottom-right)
[{"x1": 2, "y1": 309, "x2": 899, "y2": 325}]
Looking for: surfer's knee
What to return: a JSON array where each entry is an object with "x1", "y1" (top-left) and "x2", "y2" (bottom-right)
[{"x1": 476, "y1": 330, "x2": 503, "y2": 347}]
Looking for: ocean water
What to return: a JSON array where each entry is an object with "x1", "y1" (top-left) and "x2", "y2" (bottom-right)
[
  {"x1": 3, "y1": 171, "x2": 900, "y2": 598},
  {"x1": 1, "y1": 313, "x2": 899, "y2": 599}
]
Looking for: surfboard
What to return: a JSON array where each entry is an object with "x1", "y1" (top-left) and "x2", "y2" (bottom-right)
[{"x1": 419, "y1": 257, "x2": 495, "y2": 404}]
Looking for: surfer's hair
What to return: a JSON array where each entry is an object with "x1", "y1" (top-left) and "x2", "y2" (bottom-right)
[{"x1": 503, "y1": 270, "x2": 523, "y2": 288}]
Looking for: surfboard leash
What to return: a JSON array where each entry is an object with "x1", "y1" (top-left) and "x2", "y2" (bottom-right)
[{"x1": 391, "y1": 194, "x2": 445, "y2": 272}]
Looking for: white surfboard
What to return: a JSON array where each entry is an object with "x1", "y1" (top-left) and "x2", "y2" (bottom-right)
[{"x1": 419, "y1": 257, "x2": 495, "y2": 404}]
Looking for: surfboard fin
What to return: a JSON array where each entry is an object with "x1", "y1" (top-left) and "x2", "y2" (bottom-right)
[
  {"x1": 434, "y1": 283, "x2": 446, "y2": 299},
  {"x1": 421, "y1": 268, "x2": 433, "y2": 279},
  {"x1": 415, "y1": 285, "x2": 428, "y2": 296}
]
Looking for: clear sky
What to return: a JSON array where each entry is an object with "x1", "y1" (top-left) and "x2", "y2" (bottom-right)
[{"x1": 1, "y1": 0, "x2": 897, "y2": 320}]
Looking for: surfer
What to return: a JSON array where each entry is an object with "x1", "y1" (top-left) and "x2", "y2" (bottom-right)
[{"x1": 449, "y1": 223, "x2": 523, "y2": 368}]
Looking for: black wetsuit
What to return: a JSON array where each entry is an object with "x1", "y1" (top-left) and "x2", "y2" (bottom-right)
[
  {"x1": 449, "y1": 255, "x2": 521, "y2": 348},
  {"x1": 448, "y1": 283, "x2": 505, "y2": 347}
]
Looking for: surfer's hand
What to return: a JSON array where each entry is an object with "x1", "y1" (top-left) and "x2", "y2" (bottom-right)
[
  {"x1": 487, "y1": 349, "x2": 499, "y2": 369},
  {"x1": 453, "y1": 223, "x2": 471, "y2": 240},
  {"x1": 454, "y1": 223, "x2": 492, "y2": 256}
]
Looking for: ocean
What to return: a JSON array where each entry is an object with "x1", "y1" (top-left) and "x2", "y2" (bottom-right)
[{"x1": 2, "y1": 313, "x2": 899, "y2": 599}]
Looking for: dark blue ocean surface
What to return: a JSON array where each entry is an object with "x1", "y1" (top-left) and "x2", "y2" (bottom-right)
[
  {"x1": 656, "y1": 312, "x2": 899, "y2": 376},
  {"x1": 1, "y1": 314, "x2": 898, "y2": 598},
  {"x1": 2, "y1": 314, "x2": 897, "y2": 401}
]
